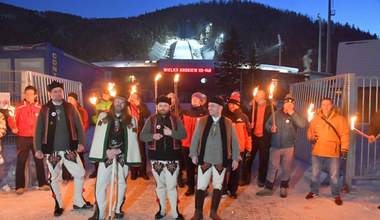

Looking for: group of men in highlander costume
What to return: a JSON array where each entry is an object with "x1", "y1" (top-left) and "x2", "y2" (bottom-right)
[{"x1": 5, "y1": 79, "x2": 372, "y2": 219}]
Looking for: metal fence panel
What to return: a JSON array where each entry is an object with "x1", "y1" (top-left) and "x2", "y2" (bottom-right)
[
  {"x1": 353, "y1": 76, "x2": 380, "y2": 180},
  {"x1": 290, "y1": 73, "x2": 380, "y2": 188},
  {"x1": 290, "y1": 74, "x2": 350, "y2": 163},
  {"x1": 0, "y1": 70, "x2": 82, "y2": 188}
]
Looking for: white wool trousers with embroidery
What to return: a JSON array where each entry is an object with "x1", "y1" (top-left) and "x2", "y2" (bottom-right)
[
  {"x1": 151, "y1": 160, "x2": 180, "y2": 219},
  {"x1": 45, "y1": 151, "x2": 86, "y2": 208},
  {"x1": 196, "y1": 165, "x2": 226, "y2": 190},
  {"x1": 95, "y1": 162, "x2": 129, "y2": 219}
]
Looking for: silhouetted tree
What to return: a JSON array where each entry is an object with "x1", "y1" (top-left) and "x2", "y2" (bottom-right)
[{"x1": 216, "y1": 25, "x2": 245, "y2": 93}]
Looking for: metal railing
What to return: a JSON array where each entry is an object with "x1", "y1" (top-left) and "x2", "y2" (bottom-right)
[
  {"x1": 0, "y1": 70, "x2": 82, "y2": 188},
  {"x1": 290, "y1": 73, "x2": 380, "y2": 188},
  {"x1": 354, "y1": 76, "x2": 380, "y2": 180}
]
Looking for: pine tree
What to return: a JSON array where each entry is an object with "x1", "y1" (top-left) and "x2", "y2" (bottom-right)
[{"x1": 216, "y1": 25, "x2": 245, "y2": 93}]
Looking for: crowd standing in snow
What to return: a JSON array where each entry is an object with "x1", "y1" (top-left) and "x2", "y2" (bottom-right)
[{"x1": 3, "y1": 81, "x2": 380, "y2": 219}]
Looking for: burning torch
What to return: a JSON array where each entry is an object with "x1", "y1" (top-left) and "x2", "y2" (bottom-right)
[
  {"x1": 350, "y1": 116, "x2": 370, "y2": 139},
  {"x1": 154, "y1": 73, "x2": 162, "y2": 112},
  {"x1": 130, "y1": 85, "x2": 137, "y2": 95},
  {"x1": 8, "y1": 105, "x2": 17, "y2": 130},
  {"x1": 108, "y1": 83, "x2": 116, "y2": 97},
  {"x1": 154, "y1": 73, "x2": 162, "y2": 101},
  {"x1": 269, "y1": 83, "x2": 276, "y2": 126},
  {"x1": 307, "y1": 103, "x2": 315, "y2": 140},
  {"x1": 174, "y1": 74, "x2": 180, "y2": 115},
  {"x1": 89, "y1": 96, "x2": 98, "y2": 114},
  {"x1": 250, "y1": 86, "x2": 259, "y2": 129}
]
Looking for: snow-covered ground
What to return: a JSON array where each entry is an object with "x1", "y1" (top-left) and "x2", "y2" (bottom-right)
[{"x1": 1, "y1": 156, "x2": 379, "y2": 220}]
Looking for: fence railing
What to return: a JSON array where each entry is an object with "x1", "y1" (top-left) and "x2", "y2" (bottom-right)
[
  {"x1": 0, "y1": 70, "x2": 82, "y2": 188},
  {"x1": 290, "y1": 73, "x2": 380, "y2": 189}
]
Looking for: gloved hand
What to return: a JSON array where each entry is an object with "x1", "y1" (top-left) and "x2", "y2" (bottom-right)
[{"x1": 340, "y1": 151, "x2": 347, "y2": 160}]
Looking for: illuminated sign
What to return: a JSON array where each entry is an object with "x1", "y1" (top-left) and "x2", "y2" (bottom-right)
[
  {"x1": 52, "y1": 52, "x2": 58, "y2": 76},
  {"x1": 162, "y1": 67, "x2": 212, "y2": 73}
]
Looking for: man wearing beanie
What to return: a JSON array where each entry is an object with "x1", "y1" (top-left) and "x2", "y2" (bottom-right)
[
  {"x1": 257, "y1": 94, "x2": 306, "y2": 198},
  {"x1": 222, "y1": 93, "x2": 251, "y2": 199},
  {"x1": 181, "y1": 92, "x2": 208, "y2": 196},
  {"x1": 34, "y1": 81, "x2": 92, "y2": 217},
  {"x1": 62, "y1": 92, "x2": 90, "y2": 182},
  {"x1": 190, "y1": 96, "x2": 240, "y2": 220},
  {"x1": 140, "y1": 95, "x2": 187, "y2": 220},
  {"x1": 68, "y1": 92, "x2": 89, "y2": 131}
]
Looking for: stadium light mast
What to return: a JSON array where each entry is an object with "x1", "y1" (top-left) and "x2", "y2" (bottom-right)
[
  {"x1": 326, "y1": 0, "x2": 334, "y2": 73},
  {"x1": 277, "y1": 34, "x2": 282, "y2": 66},
  {"x1": 318, "y1": 14, "x2": 322, "y2": 72}
]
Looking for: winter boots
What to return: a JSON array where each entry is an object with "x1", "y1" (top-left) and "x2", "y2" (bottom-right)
[
  {"x1": 256, "y1": 187, "x2": 273, "y2": 196},
  {"x1": 210, "y1": 189, "x2": 222, "y2": 220},
  {"x1": 191, "y1": 190, "x2": 205, "y2": 220},
  {"x1": 280, "y1": 187, "x2": 287, "y2": 198}
]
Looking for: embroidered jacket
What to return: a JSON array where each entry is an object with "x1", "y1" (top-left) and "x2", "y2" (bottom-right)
[{"x1": 89, "y1": 112, "x2": 141, "y2": 165}]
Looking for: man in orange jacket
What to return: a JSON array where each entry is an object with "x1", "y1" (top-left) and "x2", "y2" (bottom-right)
[
  {"x1": 306, "y1": 98, "x2": 349, "y2": 205},
  {"x1": 181, "y1": 92, "x2": 208, "y2": 196}
]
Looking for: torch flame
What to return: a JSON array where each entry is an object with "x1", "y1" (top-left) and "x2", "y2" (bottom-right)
[
  {"x1": 350, "y1": 116, "x2": 357, "y2": 130},
  {"x1": 8, "y1": 106, "x2": 15, "y2": 117},
  {"x1": 174, "y1": 74, "x2": 180, "y2": 83},
  {"x1": 89, "y1": 97, "x2": 97, "y2": 105},
  {"x1": 269, "y1": 83, "x2": 275, "y2": 99},
  {"x1": 131, "y1": 85, "x2": 137, "y2": 94},
  {"x1": 155, "y1": 73, "x2": 162, "y2": 81},
  {"x1": 253, "y1": 87, "x2": 259, "y2": 97},
  {"x1": 307, "y1": 103, "x2": 315, "y2": 122},
  {"x1": 108, "y1": 83, "x2": 116, "y2": 97}
]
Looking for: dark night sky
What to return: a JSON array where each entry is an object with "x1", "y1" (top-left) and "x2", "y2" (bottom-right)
[{"x1": 1, "y1": 0, "x2": 379, "y2": 36}]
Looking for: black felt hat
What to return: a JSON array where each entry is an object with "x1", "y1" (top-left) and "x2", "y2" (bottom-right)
[
  {"x1": 209, "y1": 96, "x2": 224, "y2": 106},
  {"x1": 47, "y1": 80, "x2": 64, "y2": 92},
  {"x1": 156, "y1": 95, "x2": 171, "y2": 105}
]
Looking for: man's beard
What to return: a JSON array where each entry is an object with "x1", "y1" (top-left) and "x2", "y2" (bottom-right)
[{"x1": 159, "y1": 109, "x2": 168, "y2": 116}]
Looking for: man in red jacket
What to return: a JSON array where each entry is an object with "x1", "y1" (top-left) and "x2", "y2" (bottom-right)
[{"x1": 9, "y1": 85, "x2": 49, "y2": 195}]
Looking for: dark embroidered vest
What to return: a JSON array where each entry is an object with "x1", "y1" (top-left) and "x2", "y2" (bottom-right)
[
  {"x1": 148, "y1": 113, "x2": 179, "y2": 150},
  {"x1": 40, "y1": 100, "x2": 78, "y2": 154}
]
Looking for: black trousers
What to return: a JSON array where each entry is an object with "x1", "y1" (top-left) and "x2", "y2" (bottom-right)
[
  {"x1": 222, "y1": 152, "x2": 244, "y2": 194},
  {"x1": 177, "y1": 143, "x2": 185, "y2": 180},
  {"x1": 182, "y1": 147, "x2": 196, "y2": 188},
  {"x1": 16, "y1": 136, "x2": 47, "y2": 189},
  {"x1": 131, "y1": 132, "x2": 148, "y2": 176},
  {"x1": 241, "y1": 135, "x2": 270, "y2": 184}
]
